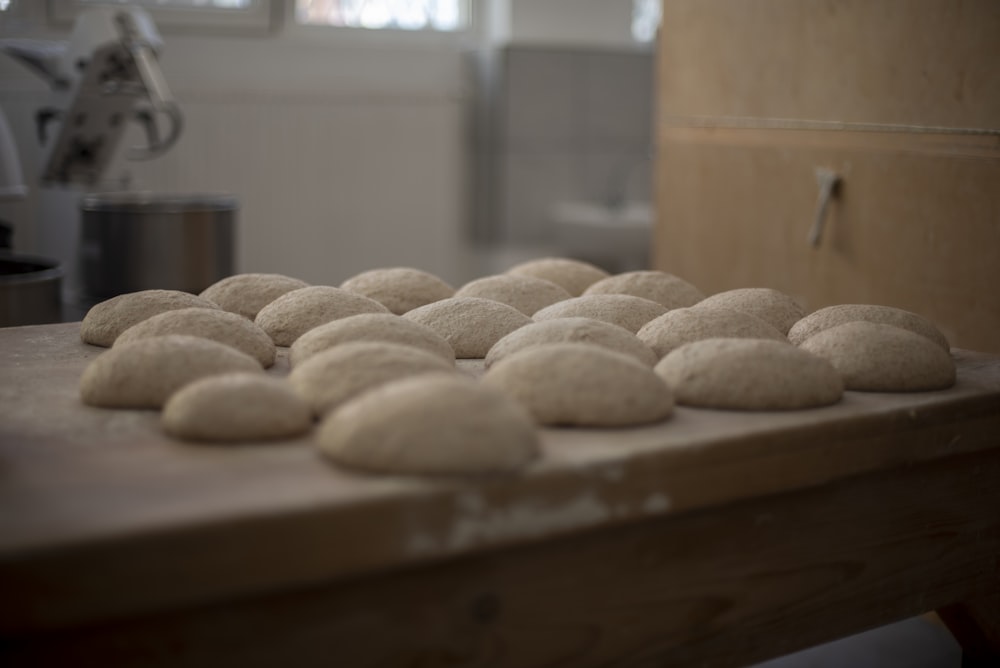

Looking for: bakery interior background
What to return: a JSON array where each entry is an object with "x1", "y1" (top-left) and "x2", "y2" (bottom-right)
[{"x1": 0, "y1": 0, "x2": 657, "y2": 294}]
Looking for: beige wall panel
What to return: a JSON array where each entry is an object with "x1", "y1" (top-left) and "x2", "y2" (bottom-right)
[
  {"x1": 654, "y1": 129, "x2": 1000, "y2": 352},
  {"x1": 659, "y1": 0, "x2": 1000, "y2": 128}
]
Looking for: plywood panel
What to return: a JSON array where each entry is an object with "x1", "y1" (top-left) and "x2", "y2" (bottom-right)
[
  {"x1": 658, "y1": 0, "x2": 1000, "y2": 129},
  {"x1": 653, "y1": 127, "x2": 1000, "y2": 353}
]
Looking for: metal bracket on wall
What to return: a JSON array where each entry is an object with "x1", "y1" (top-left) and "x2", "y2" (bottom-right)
[{"x1": 808, "y1": 167, "x2": 842, "y2": 247}]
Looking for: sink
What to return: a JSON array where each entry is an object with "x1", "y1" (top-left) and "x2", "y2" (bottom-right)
[
  {"x1": 549, "y1": 201, "x2": 653, "y2": 271},
  {"x1": 552, "y1": 201, "x2": 653, "y2": 228}
]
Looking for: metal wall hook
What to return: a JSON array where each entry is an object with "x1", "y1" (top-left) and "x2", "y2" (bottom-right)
[{"x1": 808, "y1": 167, "x2": 841, "y2": 247}]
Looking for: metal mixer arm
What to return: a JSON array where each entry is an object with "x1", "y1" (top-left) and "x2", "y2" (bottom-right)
[
  {"x1": 114, "y1": 9, "x2": 183, "y2": 162},
  {"x1": 3, "y1": 7, "x2": 184, "y2": 187}
]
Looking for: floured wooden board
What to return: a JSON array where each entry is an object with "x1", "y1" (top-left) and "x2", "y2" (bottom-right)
[{"x1": 1, "y1": 322, "x2": 999, "y2": 635}]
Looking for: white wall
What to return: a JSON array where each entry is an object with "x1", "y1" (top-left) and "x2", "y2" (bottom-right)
[
  {"x1": 110, "y1": 34, "x2": 473, "y2": 287},
  {"x1": 0, "y1": 1, "x2": 641, "y2": 296}
]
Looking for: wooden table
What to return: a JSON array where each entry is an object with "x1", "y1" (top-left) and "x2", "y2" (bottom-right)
[{"x1": 1, "y1": 322, "x2": 998, "y2": 667}]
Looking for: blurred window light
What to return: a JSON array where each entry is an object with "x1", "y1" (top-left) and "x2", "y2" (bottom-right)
[
  {"x1": 296, "y1": 0, "x2": 467, "y2": 31},
  {"x1": 0, "y1": 0, "x2": 11, "y2": 11},
  {"x1": 632, "y1": 0, "x2": 661, "y2": 43},
  {"x1": 76, "y1": 0, "x2": 255, "y2": 7},
  {"x1": 50, "y1": 0, "x2": 271, "y2": 32}
]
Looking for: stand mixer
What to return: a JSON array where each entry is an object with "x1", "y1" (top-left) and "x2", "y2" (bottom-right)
[
  {"x1": 1, "y1": 7, "x2": 234, "y2": 320},
  {"x1": 2, "y1": 5, "x2": 183, "y2": 187}
]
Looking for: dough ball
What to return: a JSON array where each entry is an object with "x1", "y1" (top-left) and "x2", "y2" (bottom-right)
[
  {"x1": 80, "y1": 335, "x2": 263, "y2": 409},
  {"x1": 199, "y1": 273, "x2": 309, "y2": 320},
  {"x1": 532, "y1": 294, "x2": 668, "y2": 334},
  {"x1": 288, "y1": 341, "x2": 456, "y2": 416},
  {"x1": 403, "y1": 297, "x2": 532, "y2": 359},
  {"x1": 654, "y1": 338, "x2": 844, "y2": 410},
  {"x1": 485, "y1": 317, "x2": 657, "y2": 368},
  {"x1": 798, "y1": 321, "x2": 956, "y2": 392},
  {"x1": 289, "y1": 313, "x2": 455, "y2": 367},
  {"x1": 115, "y1": 307, "x2": 277, "y2": 368},
  {"x1": 81, "y1": 290, "x2": 221, "y2": 347},
  {"x1": 583, "y1": 270, "x2": 705, "y2": 309},
  {"x1": 481, "y1": 342, "x2": 674, "y2": 427},
  {"x1": 317, "y1": 373, "x2": 539, "y2": 476},
  {"x1": 505, "y1": 257, "x2": 610, "y2": 296},
  {"x1": 696, "y1": 288, "x2": 806, "y2": 335},
  {"x1": 788, "y1": 303, "x2": 950, "y2": 351},
  {"x1": 162, "y1": 373, "x2": 312, "y2": 443},
  {"x1": 454, "y1": 274, "x2": 571, "y2": 316},
  {"x1": 636, "y1": 307, "x2": 787, "y2": 358},
  {"x1": 254, "y1": 286, "x2": 390, "y2": 346},
  {"x1": 340, "y1": 267, "x2": 455, "y2": 315}
]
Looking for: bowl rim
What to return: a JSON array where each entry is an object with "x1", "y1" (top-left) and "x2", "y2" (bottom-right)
[{"x1": 0, "y1": 251, "x2": 65, "y2": 285}]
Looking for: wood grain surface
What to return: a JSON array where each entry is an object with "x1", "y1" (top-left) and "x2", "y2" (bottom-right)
[
  {"x1": 2, "y1": 447, "x2": 998, "y2": 668},
  {"x1": 652, "y1": 127, "x2": 1000, "y2": 354},
  {"x1": 657, "y1": 0, "x2": 1000, "y2": 128},
  {"x1": 1, "y1": 322, "x2": 999, "y2": 646},
  {"x1": 653, "y1": 0, "x2": 1000, "y2": 355}
]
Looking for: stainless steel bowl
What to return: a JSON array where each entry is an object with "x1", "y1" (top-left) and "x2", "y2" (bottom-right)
[
  {"x1": 0, "y1": 252, "x2": 64, "y2": 327},
  {"x1": 78, "y1": 192, "x2": 236, "y2": 300}
]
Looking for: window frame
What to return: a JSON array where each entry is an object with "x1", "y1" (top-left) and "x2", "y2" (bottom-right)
[
  {"x1": 46, "y1": 0, "x2": 282, "y2": 35},
  {"x1": 46, "y1": 0, "x2": 483, "y2": 41}
]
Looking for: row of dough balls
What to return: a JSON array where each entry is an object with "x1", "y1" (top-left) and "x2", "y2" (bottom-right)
[
  {"x1": 77, "y1": 257, "x2": 956, "y2": 477},
  {"x1": 78, "y1": 256, "x2": 956, "y2": 392},
  {"x1": 78, "y1": 257, "x2": 697, "y2": 347}
]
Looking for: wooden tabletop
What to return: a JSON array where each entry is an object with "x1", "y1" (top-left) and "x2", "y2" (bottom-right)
[{"x1": 2, "y1": 322, "x2": 999, "y2": 655}]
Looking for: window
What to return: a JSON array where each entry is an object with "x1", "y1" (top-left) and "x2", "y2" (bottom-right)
[
  {"x1": 631, "y1": 0, "x2": 661, "y2": 43},
  {"x1": 295, "y1": 0, "x2": 468, "y2": 31},
  {"x1": 47, "y1": 0, "x2": 276, "y2": 33},
  {"x1": 76, "y1": 0, "x2": 254, "y2": 7}
]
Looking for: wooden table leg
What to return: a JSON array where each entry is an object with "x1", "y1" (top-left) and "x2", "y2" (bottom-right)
[{"x1": 937, "y1": 591, "x2": 1000, "y2": 667}]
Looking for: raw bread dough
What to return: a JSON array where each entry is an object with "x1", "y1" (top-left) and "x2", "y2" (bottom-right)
[
  {"x1": 288, "y1": 341, "x2": 456, "y2": 416},
  {"x1": 481, "y1": 342, "x2": 674, "y2": 427},
  {"x1": 80, "y1": 290, "x2": 221, "y2": 347},
  {"x1": 505, "y1": 257, "x2": 610, "y2": 296},
  {"x1": 485, "y1": 317, "x2": 657, "y2": 368},
  {"x1": 115, "y1": 307, "x2": 277, "y2": 368},
  {"x1": 403, "y1": 297, "x2": 532, "y2": 358},
  {"x1": 289, "y1": 313, "x2": 455, "y2": 367},
  {"x1": 583, "y1": 270, "x2": 705, "y2": 309},
  {"x1": 798, "y1": 321, "x2": 956, "y2": 392},
  {"x1": 654, "y1": 338, "x2": 844, "y2": 410},
  {"x1": 636, "y1": 306, "x2": 787, "y2": 358},
  {"x1": 79, "y1": 335, "x2": 263, "y2": 409},
  {"x1": 788, "y1": 303, "x2": 951, "y2": 351},
  {"x1": 340, "y1": 267, "x2": 455, "y2": 315},
  {"x1": 316, "y1": 373, "x2": 540, "y2": 475},
  {"x1": 454, "y1": 273, "x2": 572, "y2": 315},
  {"x1": 162, "y1": 373, "x2": 312, "y2": 442},
  {"x1": 532, "y1": 294, "x2": 668, "y2": 334},
  {"x1": 696, "y1": 288, "x2": 806, "y2": 335},
  {"x1": 254, "y1": 286, "x2": 390, "y2": 346},
  {"x1": 199, "y1": 273, "x2": 309, "y2": 320}
]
